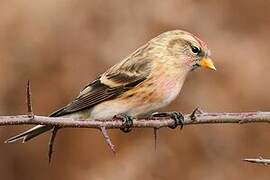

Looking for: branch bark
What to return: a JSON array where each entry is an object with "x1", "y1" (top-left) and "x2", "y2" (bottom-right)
[{"x1": 1, "y1": 111, "x2": 270, "y2": 128}]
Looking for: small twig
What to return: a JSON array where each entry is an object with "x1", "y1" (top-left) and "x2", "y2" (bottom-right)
[
  {"x1": 100, "y1": 126, "x2": 116, "y2": 154},
  {"x1": 26, "y1": 80, "x2": 34, "y2": 117},
  {"x1": 243, "y1": 157, "x2": 270, "y2": 165},
  {"x1": 48, "y1": 127, "x2": 59, "y2": 163}
]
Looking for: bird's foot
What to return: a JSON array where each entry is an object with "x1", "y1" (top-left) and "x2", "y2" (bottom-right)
[
  {"x1": 151, "y1": 112, "x2": 184, "y2": 129},
  {"x1": 190, "y1": 107, "x2": 204, "y2": 121},
  {"x1": 114, "y1": 114, "x2": 133, "y2": 133}
]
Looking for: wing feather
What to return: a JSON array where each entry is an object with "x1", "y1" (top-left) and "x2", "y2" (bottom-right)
[{"x1": 50, "y1": 44, "x2": 153, "y2": 117}]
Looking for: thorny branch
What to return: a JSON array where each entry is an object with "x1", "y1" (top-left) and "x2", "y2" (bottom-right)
[
  {"x1": 3, "y1": 111, "x2": 270, "y2": 163},
  {"x1": 2, "y1": 112, "x2": 270, "y2": 128},
  {"x1": 3, "y1": 81, "x2": 270, "y2": 164}
]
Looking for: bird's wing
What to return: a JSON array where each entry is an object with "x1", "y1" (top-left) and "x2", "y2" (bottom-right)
[{"x1": 50, "y1": 46, "x2": 153, "y2": 117}]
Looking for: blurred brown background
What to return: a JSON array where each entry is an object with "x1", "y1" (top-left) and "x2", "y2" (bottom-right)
[{"x1": 0, "y1": 0, "x2": 270, "y2": 179}]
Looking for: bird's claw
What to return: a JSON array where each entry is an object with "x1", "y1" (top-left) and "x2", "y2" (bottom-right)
[
  {"x1": 114, "y1": 114, "x2": 133, "y2": 133},
  {"x1": 151, "y1": 112, "x2": 184, "y2": 129},
  {"x1": 168, "y1": 112, "x2": 184, "y2": 129}
]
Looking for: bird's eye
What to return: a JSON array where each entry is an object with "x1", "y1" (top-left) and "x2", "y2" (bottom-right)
[{"x1": 191, "y1": 45, "x2": 200, "y2": 54}]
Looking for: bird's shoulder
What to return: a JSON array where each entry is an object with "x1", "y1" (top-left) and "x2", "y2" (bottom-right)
[{"x1": 100, "y1": 43, "x2": 154, "y2": 87}]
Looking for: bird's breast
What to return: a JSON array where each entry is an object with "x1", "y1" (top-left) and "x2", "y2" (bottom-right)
[
  {"x1": 121, "y1": 73, "x2": 185, "y2": 111},
  {"x1": 153, "y1": 75, "x2": 184, "y2": 106}
]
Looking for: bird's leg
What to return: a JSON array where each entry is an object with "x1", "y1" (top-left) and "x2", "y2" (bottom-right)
[
  {"x1": 151, "y1": 112, "x2": 184, "y2": 129},
  {"x1": 114, "y1": 114, "x2": 133, "y2": 133},
  {"x1": 190, "y1": 107, "x2": 204, "y2": 121}
]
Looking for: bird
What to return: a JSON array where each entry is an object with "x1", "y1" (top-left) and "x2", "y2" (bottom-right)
[{"x1": 5, "y1": 29, "x2": 215, "y2": 144}]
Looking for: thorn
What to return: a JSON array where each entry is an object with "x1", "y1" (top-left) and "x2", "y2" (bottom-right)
[
  {"x1": 48, "y1": 127, "x2": 59, "y2": 164},
  {"x1": 100, "y1": 126, "x2": 116, "y2": 154},
  {"x1": 26, "y1": 80, "x2": 34, "y2": 118},
  {"x1": 242, "y1": 157, "x2": 270, "y2": 165},
  {"x1": 190, "y1": 107, "x2": 203, "y2": 121},
  {"x1": 153, "y1": 128, "x2": 158, "y2": 152}
]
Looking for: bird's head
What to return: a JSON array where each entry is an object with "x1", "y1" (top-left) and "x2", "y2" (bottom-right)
[{"x1": 150, "y1": 30, "x2": 216, "y2": 71}]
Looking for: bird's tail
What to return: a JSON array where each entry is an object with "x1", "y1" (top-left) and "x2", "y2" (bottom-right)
[
  {"x1": 5, "y1": 107, "x2": 65, "y2": 143},
  {"x1": 5, "y1": 125, "x2": 52, "y2": 143}
]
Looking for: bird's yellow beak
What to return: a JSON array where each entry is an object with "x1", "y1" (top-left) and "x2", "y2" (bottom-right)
[{"x1": 198, "y1": 57, "x2": 216, "y2": 70}]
